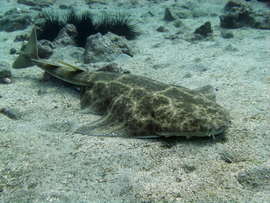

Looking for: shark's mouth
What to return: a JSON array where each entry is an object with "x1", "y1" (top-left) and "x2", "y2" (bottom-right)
[{"x1": 156, "y1": 126, "x2": 228, "y2": 138}]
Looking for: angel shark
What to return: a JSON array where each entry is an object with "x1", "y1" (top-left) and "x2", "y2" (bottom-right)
[{"x1": 12, "y1": 27, "x2": 230, "y2": 138}]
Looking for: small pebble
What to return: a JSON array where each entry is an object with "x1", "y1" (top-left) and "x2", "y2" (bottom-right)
[
  {"x1": 9, "y1": 48, "x2": 17, "y2": 55},
  {"x1": 1, "y1": 77, "x2": 12, "y2": 84},
  {"x1": 0, "y1": 108, "x2": 20, "y2": 120},
  {"x1": 14, "y1": 34, "x2": 29, "y2": 42},
  {"x1": 156, "y1": 26, "x2": 168, "y2": 32},
  {"x1": 0, "y1": 62, "x2": 12, "y2": 84}
]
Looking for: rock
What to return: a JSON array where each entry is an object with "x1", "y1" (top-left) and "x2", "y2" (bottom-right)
[
  {"x1": 182, "y1": 164, "x2": 196, "y2": 173},
  {"x1": 156, "y1": 26, "x2": 168, "y2": 32},
  {"x1": 194, "y1": 21, "x2": 213, "y2": 37},
  {"x1": 97, "y1": 63, "x2": 130, "y2": 74},
  {"x1": 84, "y1": 32, "x2": 134, "y2": 63},
  {"x1": 220, "y1": 1, "x2": 270, "y2": 29},
  {"x1": 38, "y1": 40, "x2": 55, "y2": 59},
  {"x1": 221, "y1": 30, "x2": 234, "y2": 39},
  {"x1": 237, "y1": 166, "x2": 270, "y2": 191},
  {"x1": 14, "y1": 34, "x2": 29, "y2": 42},
  {"x1": 220, "y1": 1, "x2": 253, "y2": 28},
  {"x1": 0, "y1": 9, "x2": 32, "y2": 32},
  {"x1": 219, "y1": 147, "x2": 250, "y2": 163},
  {"x1": 164, "y1": 8, "x2": 176, "y2": 22},
  {"x1": 224, "y1": 0, "x2": 248, "y2": 11},
  {"x1": 54, "y1": 24, "x2": 78, "y2": 47},
  {"x1": 9, "y1": 48, "x2": 17, "y2": 55},
  {"x1": 220, "y1": 1, "x2": 270, "y2": 30},
  {"x1": 17, "y1": 0, "x2": 54, "y2": 7},
  {"x1": 173, "y1": 20, "x2": 185, "y2": 28},
  {"x1": 252, "y1": 12, "x2": 270, "y2": 29},
  {"x1": 0, "y1": 108, "x2": 21, "y2": 120},
  {"x1": 0, "y1": 62, "x2": 12, "y2": 84}
]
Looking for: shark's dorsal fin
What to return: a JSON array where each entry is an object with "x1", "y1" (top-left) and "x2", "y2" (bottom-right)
[{"x1": 13, "y1": 27, "x2": 39, "y2": 69}]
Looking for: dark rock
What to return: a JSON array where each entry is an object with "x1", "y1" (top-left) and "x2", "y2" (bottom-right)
[
  {"x1": 54, "y1": 24, "x2": 78, "y2": 47},
  {"x1": 182, "y1": 164, "x2": 196, "y2": 173},
  {"x1": 14, "y1": 34, "x2": 29, "y2": 42},
  {"x1": 221, "y1": 30, "x2": 234, "y2": 38},
  {"x1": 38, "y1": 40, "x2": 55, "y2": 59},
  {"x1": 59, "y1": 4, "x2": 70, "y2": 9},
  {"x1": 164, "y1": 8, "x2": 176, "y2": 21},
  {"x1": 237, "y1": 166, "x2": 270, "y2": 191},
  {"x1": 220, "y1": 1, "x2": 254, "y2": 29},
  {"x1": 220, "y1": 1, "x2": 270, "y2": 29},
  {"x1": 0, "y1": 9, "x2": 32, "y2": 32},
  {"x1": 84, "y1": 32, "x2": 134, "y2": 63},
  {"x1": 173, "y1": 20, "x2": 185, "y2": 28},
  {"x1": 69, "y1": 47, "x2": 85, "y2": 62},
  {"x1": 252, "y1": 12, "x2": 270, "y2": 29},
  {"x1": 17, "y1": 0, "x2": 54, "y2": 7},
  {"x1": 0, "y1": 108, "x2": 21, "y2": 120},
  {"x1": 97, "y1": 63, "x2": 130, "y2": 74},
  {"x1": 9, "y1": 48, "x2": 17, "y2": 55},
  {"x1": 194, "y1": 21, "x2": 213, "y2": 37},
  {"x1": 0, "y1": 62, "x2": 11, "y2": 78},
  {"x1": 219, "y1": 148, "x2": 249, "y2": 163},
  {"x1": 224, "y1": 1, "x2": 247, "y2": 11},
  {"x1": 156, "y1": 26, "x2": 168, "y2": 32}
]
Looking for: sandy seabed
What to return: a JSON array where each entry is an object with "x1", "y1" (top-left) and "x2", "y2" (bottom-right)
[{"x1": 0, "y1": 0, "x2": 270, "y2": 202}]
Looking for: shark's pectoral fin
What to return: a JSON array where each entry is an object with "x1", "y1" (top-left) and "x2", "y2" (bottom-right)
[
  {"x1": 74, "y1": 122, "x2": 161, "y2": 139},
  {"x1": 74, "y1": 118, "x2": 127, "y2": 137}
]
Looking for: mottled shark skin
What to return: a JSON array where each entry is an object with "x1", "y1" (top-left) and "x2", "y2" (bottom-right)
[{"x1": 13, "y1": 27, "x2": 231, "y2": 138}]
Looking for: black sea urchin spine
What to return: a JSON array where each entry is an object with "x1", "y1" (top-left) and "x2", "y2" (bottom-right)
[
  {"x1": 66, "y1": 9, "x2": 96, "y2": 47},
  {"x1": 36, "y1": 9, "x2": 65, "y2": 41},
  {"x1": 36, "y1": 9, "x2": 139, "y2": 47},
  {"x1": 95, "y1": 12, "x2": 139, "y2": 40}
]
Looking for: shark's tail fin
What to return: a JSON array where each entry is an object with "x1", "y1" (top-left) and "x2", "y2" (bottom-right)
[{"x1": 12, "y1": 27, "x2": 39, "y2": 69}]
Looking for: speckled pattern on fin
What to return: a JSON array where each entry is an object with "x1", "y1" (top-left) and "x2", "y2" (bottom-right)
[{"x1": 57, "y1": 61, "x2": 86, "y2": 72}]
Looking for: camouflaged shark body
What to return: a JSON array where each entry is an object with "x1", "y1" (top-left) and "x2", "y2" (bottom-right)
[
  {"x1": 79, "y1": 72, "x2": 230, "y2": 137},
  {"x1": 13, "y1": 28, "x2": 230, "y2": 138}
]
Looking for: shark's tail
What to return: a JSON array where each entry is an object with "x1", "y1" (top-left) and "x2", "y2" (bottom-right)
[{"x1": 12, "y1": 27, "x2": 39, "y2": 69}]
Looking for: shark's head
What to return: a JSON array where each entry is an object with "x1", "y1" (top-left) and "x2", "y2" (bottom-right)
[
  {"x1": 126, "y1": 86, "x2": 231, "y2": 138},
  {"x1": 158, "y1": 88, "x2": 231, "y2": 138}
]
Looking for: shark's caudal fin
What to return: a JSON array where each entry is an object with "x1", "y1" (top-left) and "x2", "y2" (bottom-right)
[{"x1": 12, "y1": 27, "x2": 39, "y2": 69}]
